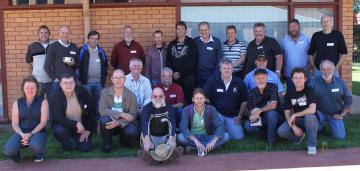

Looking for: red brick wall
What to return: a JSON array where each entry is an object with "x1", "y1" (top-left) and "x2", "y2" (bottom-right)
[
  {"x1": 341, "y1": 0, "x2": 353, "y2": 89},
  {"x1": 2, "y1": 6, "x2": 176, "y2": 115}
]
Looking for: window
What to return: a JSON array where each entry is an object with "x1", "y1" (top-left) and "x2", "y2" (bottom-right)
[{"x1": 295, "y1": 8, "x2": 334, "y2": 37}]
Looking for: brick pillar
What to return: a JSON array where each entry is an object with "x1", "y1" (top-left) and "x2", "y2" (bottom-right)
[{"x1": 82, "y1": 0, "x2": 91, "y2": 43}]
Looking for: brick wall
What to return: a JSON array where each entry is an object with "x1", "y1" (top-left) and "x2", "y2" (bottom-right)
[
  {"x1": 2, "y1": 6, "x2": 176, "y2": 114},
  {"x1": 341, "y1": 0, "x2": 353, "y2": 90}
]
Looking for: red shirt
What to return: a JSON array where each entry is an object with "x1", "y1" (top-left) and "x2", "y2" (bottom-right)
[
  {"x1": 110, "y1": 40, "x2": 145, "y2": 74},
  {"x1": 155, "y1": 83, "x2": 185, "y2": 105}
]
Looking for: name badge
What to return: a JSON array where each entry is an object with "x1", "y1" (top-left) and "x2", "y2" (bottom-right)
[
  {"x1": 298, "y1": 41, "x2": 305, "y2": 44},
  {"x1": 299, "y1": 102, "x2": 307, "y2": 106},
  {"x1": 206, "y1": 47, "x2": 213, "y2": 50},
  {"x1": 161, "y1": 118, "x2": 168, "y2": 122},
  {"x1": 95, "y1": 59, "x2": 100, "y2": 63},
  {"x1": 327, "y1": 43, "x2": 334, "y2": 47},
  {"x1": 170, "y1": 94, "x2": 176, "y2": 98},
  {"x1": 130, "y1": 50, "x2": 137, "y2": 54},
  {"x1": 257, "y1": 46, "x2": 263, "y2": 49},
  {"x1": 200, "y1": 119, "x2": 204, "y2": 124},
  {"x1": 70, "y1": 51, "x2": 76, "y2": 55},
  {"x1": 216, "y1": 89, "x2": 224, "y2": 93},
  {"x1": 332, "y1": 88, "x2": 339, "y2": 92}
]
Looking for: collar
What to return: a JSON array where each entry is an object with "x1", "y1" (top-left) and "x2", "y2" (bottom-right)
[
  {"x1": 224, "y1": 39, "x2": 239, "y2": 45},
  {"x1": 321, "y1": 76, "x2": 336, "y2": 84},
  {"x1": 87, "y1": 44, "x2": 98, "y2": 52},
  {"x1": 58, "y1": 39, "x2": 70, "y2": 47},
  {"x1": 127, "y1": 73, "x2": 143, "y2": 82},
  {"x1": 286, "y1": 33, "x2": 305, "y2": 42},
  {"x1": 200, "y1": 34, "x2": 214, "y2": 43},
  {"x1": 122, "y1": 40, "x2": 134, "y2": 47},
  {"x1": 222, "y1": 75, "x2": 232, "y2": 84}
]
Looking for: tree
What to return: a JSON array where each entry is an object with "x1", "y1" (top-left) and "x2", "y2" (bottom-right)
[{"x1": 355, "y1": 0, "x2": 360, "y2": 13}]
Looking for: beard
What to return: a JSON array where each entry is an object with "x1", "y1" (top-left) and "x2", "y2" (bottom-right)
[
  {"x1": 290, "y1": 30, "x2": 299, "y2": 38},
  {"x1": 152, "y1": 99, "x2": 166, "y2": 109},
  {"x1": 322, "y1": 74, "x2": 333, "y2": 80}
]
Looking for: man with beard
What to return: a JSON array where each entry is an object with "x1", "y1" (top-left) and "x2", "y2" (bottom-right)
[
  {"x1": 281, "y1": 19, "x2": 311, "y2": 89},
  {"x1": 138, "y1": 87, "x2": 183, "y2": 162},
  {"x1": 309, "y1": 60, "x2": 352, "y2": 140},
  {"x1": 111, "y1": 26, "x2": 145, "y2": 74},
  {"x1": 155, "y1": 67, "x2": 185, "y2": 129}
]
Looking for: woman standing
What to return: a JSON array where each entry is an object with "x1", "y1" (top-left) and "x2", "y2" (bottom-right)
[{"x1": 3, "y1": 76, "x2": 48, "y2": 162}]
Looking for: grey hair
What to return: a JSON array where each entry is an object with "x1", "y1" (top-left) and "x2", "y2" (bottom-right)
[
  {"x1": 320, "y1": 59, "x2": 335, "y2": 72},
  {"x1": 129, "y1": 58, "x2": 143, "y2": 67},
  {"x1": 198, "y1": 21, "x2": 210, "y2": 29},
  {"x1": 161, "y1": 67, "x2": 173, "y2": 75},
  {"x1": 219, "y1": 58, "x2": 233, "y2": 68}
]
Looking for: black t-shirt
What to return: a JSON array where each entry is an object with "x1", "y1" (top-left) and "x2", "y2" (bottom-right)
[
  {"x1": 245, "y1": 36, "x2": 282, "y2": 74},
  {"x1": 308, "y1": 30, "x2": 347, "y2": 69},
  {"x1": 284, "y1": 85, "x2": 316, "y2": 114}
]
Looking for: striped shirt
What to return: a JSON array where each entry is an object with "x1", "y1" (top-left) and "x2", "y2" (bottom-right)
[{"x1": 222, "y1": 39, "x2": 247, "y2": 72}]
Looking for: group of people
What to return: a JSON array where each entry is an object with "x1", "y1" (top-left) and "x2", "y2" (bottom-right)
[{"x1": 3, "y1": 14, "x2": 352, "y2": 163}]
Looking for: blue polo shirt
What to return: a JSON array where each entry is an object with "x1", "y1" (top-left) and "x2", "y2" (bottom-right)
[
  {"x1": 281, "y1": 33, "x2": 310, "y2": 77},
  {"x1": 244, "y1": 68, "x2": 284, "y2": 93},
  {"x1": 203, "y1": 74, "x2": 248, "y2": 117},
  {"x1": 194, "y1": 35, "x2": 223, "y2": 78}
]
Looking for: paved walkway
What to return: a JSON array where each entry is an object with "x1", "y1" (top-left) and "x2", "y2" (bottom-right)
[
  {"x1": 352, "y1": 94, "x2": 360, "y2": 114},
  {"x1": 1, "y1": 148, "x2": 360, "y2": 171}
]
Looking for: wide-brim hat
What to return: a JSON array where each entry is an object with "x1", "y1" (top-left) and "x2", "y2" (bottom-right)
[{"x1": 149, "y1": 144, "x2": 173, "y2": 161}]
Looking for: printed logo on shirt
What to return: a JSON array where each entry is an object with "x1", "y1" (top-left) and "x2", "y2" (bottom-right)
[
  {"x1": 216, "y1": 89, "x2": 224, "y2": 93},
  {"x1": 332, "y1": 88, "x2": 340, "y2": 92},
  {"x1": 206, "y1": 47, "x2": 213, "y2": 50},
  {"x1": 170, "y1": 94, "x2": 177, "y2": 98},
  {"x1": 327, "y1": 43, "x2": 335, "y2": 47},
  {"x1": 257, "y1": 46, "x2": 263, "y2": 50},
  {"x1": 292, "y1": 95, "x2": 307, "y2": 106},
  {"x1": 70, "y1": 51, "x2": 76, "y2": 55},
  {"x1": 130, "y1": 50, "x2": 137, "y2": 54},
  {"x1": 233, "y1": 87, "x2": 237, "y2": 93},
  {"x1": 161, "y1": 118, "x2": 168, "y2": 122}
]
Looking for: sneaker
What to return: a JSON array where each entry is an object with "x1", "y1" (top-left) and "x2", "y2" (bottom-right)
[
  {"x1": 307, "y1": 146, "x2": 317, "y2": 155},
  {"x1": 137, "y1": 150, "x2": 150, "y2": 162},
  {"x1": 295, "y1": 133, "x2": 306, "y2": 145},
  {"x1": 184, "y1": 146, "x2": 197, "y2": 154},
  {"x1": 172, "y1": 146, "x2": 184, "y2": 160},
  {"x1": 34, "y1": 157, "x2": 44, "y2": 163}
]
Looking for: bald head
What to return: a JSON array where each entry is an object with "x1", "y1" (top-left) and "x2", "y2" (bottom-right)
[{"x1": 59, "y1": 25, "x2": 71, "y2": 44}]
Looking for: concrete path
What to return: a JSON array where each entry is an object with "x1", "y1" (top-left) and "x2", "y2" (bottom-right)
[
  {"x1": 352, "y1": 94, "x2": 360, "y2": 114},
  {"x1": 1, "y1": 148, "x2": 360, "y2": 171}
]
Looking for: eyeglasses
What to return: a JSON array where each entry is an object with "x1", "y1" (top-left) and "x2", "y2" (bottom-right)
[
  {"x1": 152, "y1": 95, "x2": 164, "y2": 99},
  {"x1": 112, "y1": 76, "x2": 125, "y2": 80}
]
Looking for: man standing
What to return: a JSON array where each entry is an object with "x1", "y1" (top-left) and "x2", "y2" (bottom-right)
[
  {"x1": 281, "y1": 19, "x2": 310, "y2": 89},
  {"x1": 124, "y1": 58, "x2": 152, "y2": 110},
  {"x1": 277, "y1": 68, "x2": 320, "y2": 155},
  {"x1": 146, "y1": 30, "x2": 167, "y2": 86},
  {"x1": 245, "y1": 22, "x2": 283, "y2": 77},
  {"x1": 25, "y1": 25, "x2": 53, "y2": 98},
  {"x1": 308, "y1": 15, "x2": 347, "y2": 77},
  {"x1": 155, "y1": 67, "x2": 185, "y2": 128},
  {"x1": 309, "y1": 60, "x2": 352, "y2": 140},
  {"x1": 111, "y1": 26, "x2": 145, "y2": 75},
  {"x1": 194, "y1": 21, "x2": 223, "y2": 87},
  {"x1": 44, "y1": 25, "x2": 80, "y2": 83},
  {"x1": 98, "y1": 69, "x2": 139, "y2": 153},
  {"x1": 222, "y1": 25, "x2": 247, "y2": 78},
  {"x1": 166, "y1": 21, "x2": 197, "y2": 104},
  {"x1": 138, "y1": 88, "x2": 183, "y2": 162},
  {"x1": 78, "y1": 31, "x2": 108, "y2": 111},
  {"x1": 204, "y1": 58, "x2": 248, "y2": 140}
]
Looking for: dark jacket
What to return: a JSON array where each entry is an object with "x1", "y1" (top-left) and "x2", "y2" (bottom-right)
[
  {"x1": 78, "y1": 45, "x2": 108, "y2": 86},
  {"x1": 180, "y1": 104, "x2": 226, "y2": 138},
  {"x1": 49, "y1": 85, "x2": 96, "y2": 131}
]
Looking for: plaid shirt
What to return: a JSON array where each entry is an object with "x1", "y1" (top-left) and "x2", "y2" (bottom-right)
[{"x1": 248, "y1": 83, "x2": 279, "y2": 110}]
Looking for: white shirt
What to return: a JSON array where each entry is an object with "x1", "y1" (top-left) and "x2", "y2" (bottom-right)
[{"x1": 124, "y1": 74, "x2": 152, "y2": 109}]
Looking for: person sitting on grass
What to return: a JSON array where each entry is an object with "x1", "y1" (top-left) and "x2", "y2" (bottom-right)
[
  {"x1": 277, "y1": 68, "x2": 320, "y2": 155},
  {"x1": 3, "y1": 76, "x2": 49, "y2": 163},
  {"x1": 138, "y1": 87, "x2": 183, "y2": 162},
  {"x1": 177, "y1": 88, "x2": 230, "y2": 156}
]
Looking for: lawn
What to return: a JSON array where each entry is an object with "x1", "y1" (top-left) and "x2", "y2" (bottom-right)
[
  {"x1": 353, "y1": 61, "x2": 360, "y2": 95},
  {"x1": 1, "y1": 115, "x2": 360, "y2": 160}
]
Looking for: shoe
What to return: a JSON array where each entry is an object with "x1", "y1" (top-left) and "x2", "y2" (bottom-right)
[
  {"x1": 307, "y1": 146, "x2": 317, "y2": 155},
  {"x1": 34, "y1": 157, "x2": 44, "y2": 163},
  {"x1": 172, "y1": 146, "x2": 184, "y2": 160},
  {"x1": 184, "y1": 146, "x2": 197, "y2": 154},
  {"x1": 138, "y1": 150, "x2": 150, "y2": 162},
  {"x1": 295, "y1": 133, "x2": 306, "y2": 145}
]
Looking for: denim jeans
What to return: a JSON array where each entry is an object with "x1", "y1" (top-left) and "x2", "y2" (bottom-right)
[
  {"x1": 52, "y1": 124, "x2": 93, "y2": 152},
  {"x1": 3, "y1": 132, "x2": 46, "y2": 161},
  {"x1": 39, "y1": 82, "x2": 53, "y2": 99},
  {"x1": 277, "y1": 114, "x2": 320, "y2": 147},
  {"x1": 219, "y1": 115, "x2": 245, "y2": 140},
  {"x1": 174, "y1": 107, "x2": 184, "y2": 129},
  {"x1": 244, "y1": 110, "x2": 279, "y2": 143},
  {"x1": 99, "y1": 115, "x2": 140, "y2": 150},
  {"x1": 82, "y1": 81, "x2": 102, "y2": 111},
  {"x1": 177, "y1": 133, "x2": 230, "y2": 149},
  {"x1": 317, "y1": 110, "x2": 346, "y2": 140}
]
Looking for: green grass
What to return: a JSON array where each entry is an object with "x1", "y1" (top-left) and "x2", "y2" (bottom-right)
[
  {"x1": 353, "y1": 61, "x2": 360, "y2": 95},
  {"x1": 1, "y1": 115, "x2": 360, "y2": 160}
]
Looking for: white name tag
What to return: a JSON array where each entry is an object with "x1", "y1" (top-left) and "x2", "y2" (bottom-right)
[
  {"x1": 200, "y1": 119, "x2": 204, "y2": 124},
  {"x1": 170, "y1": 94, "x2": 176, "y2": 98},
  {"x1": 299, "y1": 102, "x2": 307, "y2": 106},
  {"x1": 332, "y1": 88, "x2": 340, "y2": 92},
  {"x1": 70, "y1": 51, "x2": 76, "y2": 55},
  {"x1": 257, "y1": 46, "x2": 263, "y2": 49},
  {"x1": 216, "y1": 89, "x2": 224, "y2": 93},
  {"x1": 298, "y1": 41, "x2": 305, "y2": 44},
  {"x1": 130, "y1": 50, "x2": 137, "y2": 54},
  {"x1": 95, "y1": 59, "x2": 100, "y2": 63},
  {"x1": 327, "y1": 43, "x2": 334, "y2": 47},
  {"x1": 206, "y1": 47, "x2": 213, "y2": 50}
]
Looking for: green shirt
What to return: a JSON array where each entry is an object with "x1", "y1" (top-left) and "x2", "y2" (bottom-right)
[
  {"x1": 191, "y1": 107, "x2": 207, "y2": 135},
  {"x1": 112, "y1": 96, "x2": 123, "y2": 113}
]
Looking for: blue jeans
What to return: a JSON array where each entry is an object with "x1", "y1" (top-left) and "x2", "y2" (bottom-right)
[
  {"x1": 52, "y1": 124, "x2": 93, "y2": 152},
  {"x1": 82, "y1": 82, "x2": 102, "y2": 111},
  {"x1": 177, "y1": 133, "x2": 230, "y2": 149},
  {"x1": 277, "y1": 114, "x2": 320, "y2": 147},
  {"x1": 219, "y1": 115, "x2": 245, "y2": 140},
  {"x1": 3, "y1": 132, "x2": 46, "y2": 161},
  {"x1": 174, "y1": 107, "x2": 184, "y2": 128},
  {"x1": 244, "y1": 110, "x2": 279, "y2": 143},
  {"x1": 39, "y1": 82, "x2": 52, "y2": 99},
  {"x1": 317, "y1": 110, "x2": 346, "y2": 140}
]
